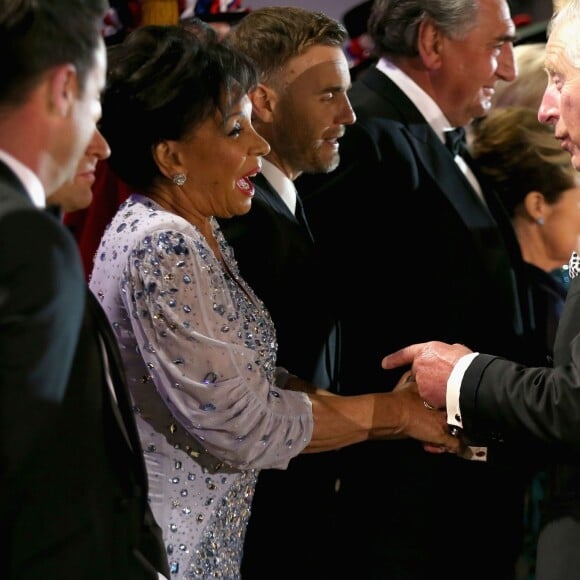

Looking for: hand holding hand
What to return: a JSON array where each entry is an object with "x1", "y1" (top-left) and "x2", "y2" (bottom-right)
[
  {"x1": 390, "y1": 373, "x2": 463, "y2": 455},
  {"x1": 382, "y1": 341, "x2": 473, "y2": 409}
]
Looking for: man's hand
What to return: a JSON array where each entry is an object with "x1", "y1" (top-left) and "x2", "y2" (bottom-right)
[{"x1": 382, "y1": 341, "x2": 472, "y2": 409}]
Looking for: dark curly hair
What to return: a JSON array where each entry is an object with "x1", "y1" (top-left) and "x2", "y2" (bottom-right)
[{"x1": 100, "y1": 25, "x2": 258, "y2": 190}]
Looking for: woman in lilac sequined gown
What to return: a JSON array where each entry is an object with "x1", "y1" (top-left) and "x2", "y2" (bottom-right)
[{"x1": 90, "y1": 25, "x2": 460, "y2": 579}]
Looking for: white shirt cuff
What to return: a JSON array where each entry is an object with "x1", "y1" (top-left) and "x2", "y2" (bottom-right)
[
  {"x1": 446, "y1": 352, "x2": 487, "y2": 462},
  {"x1": 446, "y1": 352, "x2": 479, "y2": 428}
]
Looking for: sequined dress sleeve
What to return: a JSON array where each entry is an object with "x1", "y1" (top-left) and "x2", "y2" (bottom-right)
[{"x1": 90, "y1": 194, "x2": 313, "y2": 470}]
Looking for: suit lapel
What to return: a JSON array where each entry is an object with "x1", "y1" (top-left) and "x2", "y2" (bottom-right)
[
  {"x1": 359, "y1": 71, "x2": 526, "y2": 334},
  {"x1": 253, "y1": 172, "x2": 315, "y2": 242},
  {"x1": 253, "y1": 173, "x2": 295, "y2": 216},
  {"x1": 361, "y1": 71, "x2": 499, "y2": 227},
  {"x1": 0, "y1": 160, "x2": 35, "y2": 205}
]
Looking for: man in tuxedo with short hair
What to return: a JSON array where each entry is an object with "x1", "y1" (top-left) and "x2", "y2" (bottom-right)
[
  {"x1": 297, "y1": 0, "x2": 547, "y2": 578},
  {"x1": 218, "y1": 7, "x2": 355, "y2": 579},
  {"x1": 382, "y1": 3, "x2": 580, "y2": 578},
  {"x1": 0, "y1": 2, "x2": 168, "y2": 577}
]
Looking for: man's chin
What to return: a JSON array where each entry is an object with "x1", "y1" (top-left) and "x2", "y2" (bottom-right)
[
  {"x1": 310, "y1": 153, "x2": 340, "y2": 174},
  {"x1": 472, "y1": 98, "x2": 493, "y2": 121}
]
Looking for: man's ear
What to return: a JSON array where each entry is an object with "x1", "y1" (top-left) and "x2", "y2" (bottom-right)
[
  {"x1": 417, "y1": 18, "x2": 444, "y2": 70},
  {"x1": 250, "y1": 83, "x2": 277, "y2": 123},
  {"x1": 153, "y1": 140, "x2": 182, "y2": 180},
  {"x1": 49, "y1": 64, "x2": 78, "y2": 117}
]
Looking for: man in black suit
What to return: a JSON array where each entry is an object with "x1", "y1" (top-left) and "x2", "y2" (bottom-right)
[
  {"x1": 382, "y1": 3, "x2": 580, "y2": 578},
  {"x1": 297, "y1": 0, "x2": 546, "y2": 578},
  {"x1": 218, "y1": 7, "x2": 355, "y2": 579},
  {"x1": 0, "y1": 2, "x2": 168, "y2": 578}
]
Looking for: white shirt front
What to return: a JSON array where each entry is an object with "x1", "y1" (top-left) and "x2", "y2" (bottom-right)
[
  {"x1": 375, "y1": 58, "x2": 485, "y2": 204},
  {"x1": 375, "y1": 59, "x2": 489, "y2": 460},
  {"x1": 260, "y1": 158, "x2": 297, "y2": 215}
]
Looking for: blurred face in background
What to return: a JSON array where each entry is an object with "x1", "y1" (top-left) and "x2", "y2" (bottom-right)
[
  {"x1": 48, "y1": 128, "x2": 110, "y2": 212},
  {"x1": 51, "y1": 39, "x2": 107, "y2": 195}
]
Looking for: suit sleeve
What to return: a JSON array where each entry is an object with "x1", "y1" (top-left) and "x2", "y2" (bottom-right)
[{"x1": 460, "y1": 349, "x2": 580, "y2": 454}]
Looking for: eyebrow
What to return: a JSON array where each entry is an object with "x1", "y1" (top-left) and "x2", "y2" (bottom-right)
[
  {"x1": 321, "y1": 84, "x2": 349, "y2": 93},
  {"x1": 498, "y1": 33, "x2": 517, "y2": 44}
]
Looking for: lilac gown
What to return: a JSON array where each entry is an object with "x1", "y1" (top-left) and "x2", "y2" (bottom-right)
[{"x1": 90, "y1": 194, "x2": 313, "y2": 579}]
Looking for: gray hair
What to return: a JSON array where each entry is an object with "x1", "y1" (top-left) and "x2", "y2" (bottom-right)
[
  {"x1": 368, "y1": 0, "x2": 478, "y2": 57},
  {"x1": 549, "y1": 0, "x2": 580, "y2": 69}
]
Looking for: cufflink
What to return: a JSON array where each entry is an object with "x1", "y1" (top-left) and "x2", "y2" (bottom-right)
[{"x1": 449, "y1": 426, "x2": 461, "y2": 437}]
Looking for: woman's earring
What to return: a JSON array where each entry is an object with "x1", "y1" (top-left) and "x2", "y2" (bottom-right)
[
  {"x1": 172, "y1": 173, "x2": 187, "y2": 186},
  {"x1": 536, "y1": 217, "x2": 545, "y2": 225}
]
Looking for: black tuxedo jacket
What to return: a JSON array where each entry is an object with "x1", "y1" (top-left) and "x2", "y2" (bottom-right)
[
  {"x1": 461, "y1": 275, "x2": 580, "y2": 579},
  {"x1": 463, "y1": 272, "x2": 580, "y2": 458},
  {"x1": 0, "y1": 161, "x2": 168, "y2": 579},
  {"x1": 297, "y1": 67, "x2": 543, "y2": 579},
  {"x1": 218, "y1": 173, "x2": 341, "y2": 578},
  {"x1": 219, "y1": 172, "x2": 339, "y2": 387}
]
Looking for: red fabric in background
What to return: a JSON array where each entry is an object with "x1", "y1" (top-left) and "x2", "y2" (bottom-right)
[{"x1": 63, "y1": 160, "x2": 131, "y2": 281}]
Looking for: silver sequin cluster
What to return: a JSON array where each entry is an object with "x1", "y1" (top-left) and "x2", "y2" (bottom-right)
[{"x1": 569, "y1": 251, "x2": 580, "y2": 279}]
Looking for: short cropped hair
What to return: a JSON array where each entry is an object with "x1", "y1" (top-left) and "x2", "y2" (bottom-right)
[
  {"x1": 224, "y1": 6, "x2": 347, "y2": 83},
  {"x1": 0, "y1": 0, "x2": 107, "y2": 106},
  {"x1": 368, "y1": 0, "x2": 478, "y2": 58},
  {"x1": 100, "y1": 25, "x2": 258, "y2": 191}
]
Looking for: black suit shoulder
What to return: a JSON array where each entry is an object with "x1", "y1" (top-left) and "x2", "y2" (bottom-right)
[
  {"x1": 0, "y1": 171, "x2": 86, "y2": 475},
  {"x1": 0, "y1": 164, "x2": 167, "y2": 578},
  {"x1": 219, "y1": 175, "x2": 338, "y2": 385},
  {"x1": 298, "y1": 63, "x2": 541, "y2": 580}
]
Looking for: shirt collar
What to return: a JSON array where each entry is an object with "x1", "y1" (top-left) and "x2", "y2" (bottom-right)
[
  {"x1": 260, "y1": 158, "x2": 297, "y2": 215},
  {"x1": 0, "y1": 149, "x2": 46, "y2": 208},
  {"x1": 376, "y1": 57, "x2": 456, "y2": 144}
]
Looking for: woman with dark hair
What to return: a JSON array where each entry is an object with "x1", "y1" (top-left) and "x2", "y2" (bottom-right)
[{"x1": 90, "y1": 25, "x2": 459, "y2": 578}]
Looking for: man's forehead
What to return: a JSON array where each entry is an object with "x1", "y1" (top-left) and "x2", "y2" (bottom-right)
[
  {"x1": 283, "y1": 45, "x2": 348, "y2": 83},
  {"x1": 545, "y1": 26, "x2": 572, "y2": 72}
]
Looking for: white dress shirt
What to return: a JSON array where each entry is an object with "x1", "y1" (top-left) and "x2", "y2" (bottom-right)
[
  {"x1": 260, "y1": 158, "x2": 297, "y2": 215},
  {"x1": 448, "y1": 352, "x2": 488, "y2": 461},
  {"x1": 375, "y1": 58, "x2": 485, "y2": 204},
  {"x1": 374, "y1": 60, "x2": 489, "y2": 460},
  {"x1": 0, "y1": 149, "x2": 45, "y2": 208}
]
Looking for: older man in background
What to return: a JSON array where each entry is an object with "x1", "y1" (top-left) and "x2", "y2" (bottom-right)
[
  {"x1": 382, "y1": 3, "x2": 580, "y2": 578},
  {"x1": 297, "y1": 0, "x2": 545, "y2": 578}
]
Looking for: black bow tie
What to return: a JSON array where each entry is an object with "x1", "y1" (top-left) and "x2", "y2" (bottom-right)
[{"x1": 444, "y1": 127, "x2": 467, "y2": 157}]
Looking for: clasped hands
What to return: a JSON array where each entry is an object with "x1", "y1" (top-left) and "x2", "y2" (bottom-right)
[{"x1": 386, "y1": 341, "x2": 475, "y2": 458}]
